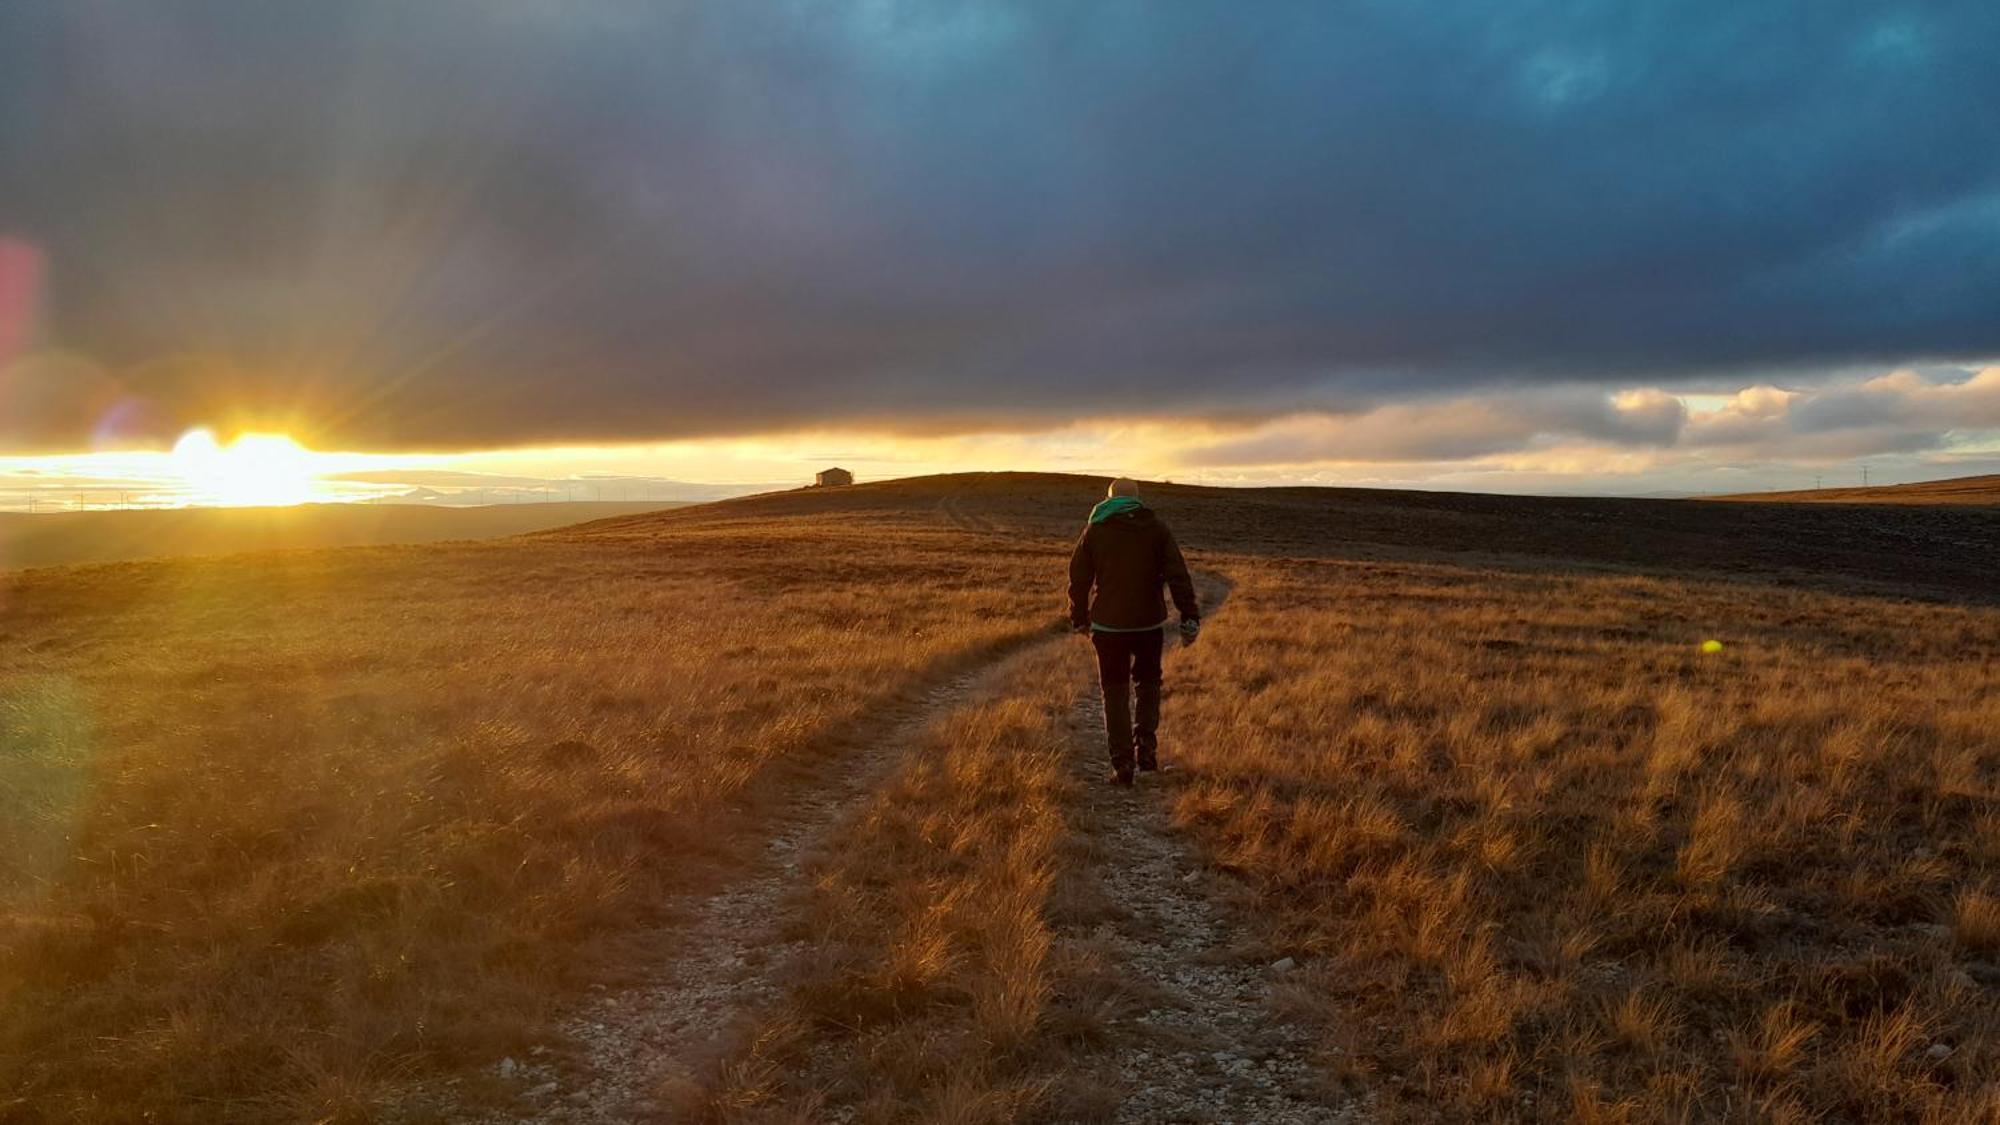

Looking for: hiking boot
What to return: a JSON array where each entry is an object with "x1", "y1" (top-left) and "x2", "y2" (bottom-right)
[
  {"x1": 1137, "y1": 758, "x2": 1169, "y2": 773},
  {"x1": 1108, "y1": 768, "x2": 1135, "y2": 787}
]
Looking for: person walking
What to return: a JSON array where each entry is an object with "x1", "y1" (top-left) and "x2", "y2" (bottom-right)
[{"x1": 1067, "y1": 478, "x2": 1201, "y2": 785}]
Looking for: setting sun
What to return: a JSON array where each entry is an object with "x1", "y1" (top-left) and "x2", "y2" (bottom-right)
[{"x1": 170, "y1": 428, "x2": 321, "y2": 507}]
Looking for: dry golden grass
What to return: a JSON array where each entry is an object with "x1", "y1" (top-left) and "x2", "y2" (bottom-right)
[
  {"x1": 0, "y1": 514, "x2": 1060, "y2": 1121},
  {"x1": 6, "y1": 472, "x2": 1997, "y2": 1123},
  {"x1": 1168, "y1": 553, "x2": 2000, "y2": 1121}
]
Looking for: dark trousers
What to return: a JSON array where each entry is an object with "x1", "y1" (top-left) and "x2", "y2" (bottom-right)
[{"x1": 1091, "y1": 627, "x2": 1164, "y2": 772}]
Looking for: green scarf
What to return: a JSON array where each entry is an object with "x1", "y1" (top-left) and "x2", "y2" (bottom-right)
[{"x1": 1088, "y1": 496, "x2": 1145, "y2": 524}]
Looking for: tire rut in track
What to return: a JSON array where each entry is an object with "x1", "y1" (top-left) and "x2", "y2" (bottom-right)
[{"x1": 938, "y1": 490, "x2": 1002, "y2": 537}]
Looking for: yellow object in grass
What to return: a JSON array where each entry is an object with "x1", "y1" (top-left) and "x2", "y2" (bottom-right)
[{"x1": 1701, "y1": 639, "x2": 1724, "y2": 653}]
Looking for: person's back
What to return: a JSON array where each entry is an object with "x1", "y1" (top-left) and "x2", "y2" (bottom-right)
[{"x1": 1068, "y1": 479, "x2": 1200, "y2": 784}]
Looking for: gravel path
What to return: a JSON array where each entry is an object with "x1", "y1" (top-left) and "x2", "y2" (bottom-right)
[
  {"x1": 390, "y1": 661, "x2": 1022, "y2": 1124},
  {"x1": 1068, "y1": 686, "x2": 1362, "y2": 1125}
]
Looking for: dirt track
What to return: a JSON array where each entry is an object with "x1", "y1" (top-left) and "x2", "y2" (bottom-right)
[{"x1": 388, "y1": 654, "x2": 1043, "y2": 1123}]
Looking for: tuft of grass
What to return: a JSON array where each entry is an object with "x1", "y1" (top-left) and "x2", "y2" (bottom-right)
[
  {"x1": 1953, "y1": 888, "x2": 2000, "y2": 955},
  {"x1": 1603, "y1": 987, "x2": 1680, "y2": 1058},
  {"x1": 1729, "y1": 1001, "x2": 1818, "y2": 1088}
]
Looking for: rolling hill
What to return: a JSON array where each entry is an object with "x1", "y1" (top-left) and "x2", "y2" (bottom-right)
[{"x1": 573, "y1": 471, "x2": 2000, "y2": 602}]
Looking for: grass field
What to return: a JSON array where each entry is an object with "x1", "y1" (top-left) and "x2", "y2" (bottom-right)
[
  {"x1": 1168, "y1": 555, "x2": 1999, "y2": 1121},
  {"x1": 3, "y1": 473, "x2": 1996, "y2": 1122},
  {"x1": 0, "y1": 501, "x2": 1062, "y2": 1119}
]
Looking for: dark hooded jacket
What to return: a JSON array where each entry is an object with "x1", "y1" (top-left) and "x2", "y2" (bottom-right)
[{"x1": 1068, "y1": 505, "x2": 1200, "y2": 631}]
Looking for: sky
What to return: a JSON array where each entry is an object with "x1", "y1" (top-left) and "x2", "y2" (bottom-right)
[{"x1": 3, "y1": 1, "x2": 1999, "y2": 507}]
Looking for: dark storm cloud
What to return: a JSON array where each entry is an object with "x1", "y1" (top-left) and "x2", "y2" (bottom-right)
[{"x1": 5, "y1": 0, "x2": 2000, "y2": 451}]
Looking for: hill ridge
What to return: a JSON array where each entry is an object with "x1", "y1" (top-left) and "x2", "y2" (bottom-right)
[{"x1": 1710, "y1": 471, "x2": 2000, "y2": 505}]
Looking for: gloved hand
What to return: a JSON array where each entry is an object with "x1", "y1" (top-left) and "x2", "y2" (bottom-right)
[{"x1": 1178, "y1": 617, "x2": 1201, "y2": 646}]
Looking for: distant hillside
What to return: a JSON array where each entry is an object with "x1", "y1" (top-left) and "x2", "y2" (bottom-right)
[
  {"x1": 1709, "y1": 473, "x2": 2000, "y2": 505},
  {"x1": 12, "y1": 473, "x2": 1997, "y2": 599},
  {"x1": 0, "y1": 501, "x2": 691, "y2": 571},
  {"x1": 567, "y1": 471, "x2": 2000, "y2": 602}
]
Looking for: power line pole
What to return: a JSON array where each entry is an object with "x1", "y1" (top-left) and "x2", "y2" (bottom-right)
[{"x1": 1861, "y1": 464, "x2": 1870, "y2": 487}]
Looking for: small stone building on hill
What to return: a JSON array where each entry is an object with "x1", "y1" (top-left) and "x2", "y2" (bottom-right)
[{"x1": 814, "y1": 467, "x2": 853, "y2": 488}]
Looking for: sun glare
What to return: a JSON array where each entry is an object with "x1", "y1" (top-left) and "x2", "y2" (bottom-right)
[{"x1": 170, "y1": 428, "x2": 321, "y2": 507}]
